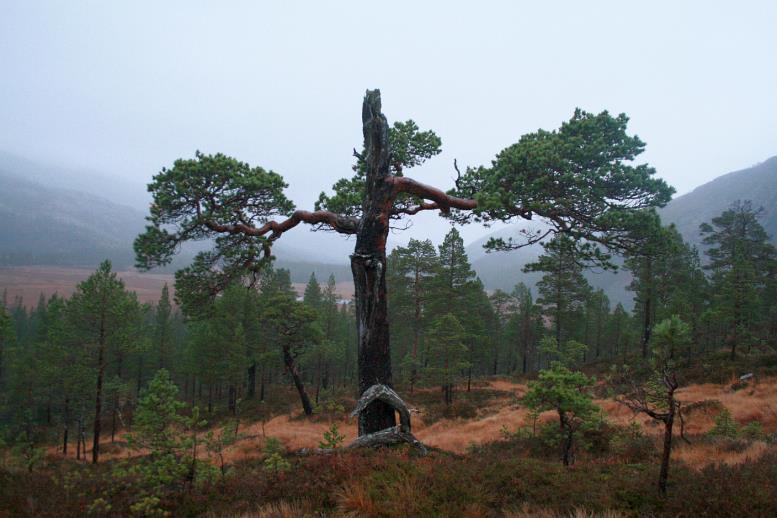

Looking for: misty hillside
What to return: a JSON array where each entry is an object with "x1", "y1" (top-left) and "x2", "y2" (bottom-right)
[
  {"x1": 466, "y1": 225, "x2": 629, "y2": 306},
  {"x1": 469, "y1": 156, "x2": 777, "y2": 306},
  {"x1": 0, "y1": 170, "x2": 146, "y2": 267},
  {"x1": 0, "y1": 160, "x2": 350, "y2": 282},
  {"x1": 660, "y1": 155, "x2": 777, "y2": 247},
  {"x1": 0, "y1": 151, "x2": 150, "y2": 210},
  {"x1": 3, "y1": 152, "x2": 775, "y2": 291}
]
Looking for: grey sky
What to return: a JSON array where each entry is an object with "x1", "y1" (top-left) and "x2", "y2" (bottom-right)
[{"x1": 1, "y1": 1, "x2": 776, "y2": 253}]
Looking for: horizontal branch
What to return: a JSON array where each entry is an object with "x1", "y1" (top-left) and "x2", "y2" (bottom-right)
[
  {"x1": 203, "y1": 209, "x2": 359, "y2": 240},
  {"x1": 387, "y1": 176, "x2": 477, "y2": 214}
]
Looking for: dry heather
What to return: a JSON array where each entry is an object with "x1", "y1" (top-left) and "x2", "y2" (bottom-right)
[
  {"x1": 672, "y1": 440, "x2": 771, "y2": 470},
  {"x1": 503, "y1": 505, "x2": 626, "y2": 518},
  {"x1": 52, "y1": 377, "x2": 777, "y2": 470}
]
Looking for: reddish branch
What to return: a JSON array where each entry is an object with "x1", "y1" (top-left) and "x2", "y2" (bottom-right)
[
  {"x1": 200, "y1": 176, "x2": 477, "y2": 241},
  {"x1": 387, "y1": 176, "x2": 477, "y2": 215},
  {"x1": 203, "y1": 209, "x2": 360, "y2": 239}
]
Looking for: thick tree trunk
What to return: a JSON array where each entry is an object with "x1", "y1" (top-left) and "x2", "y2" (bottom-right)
[{"x1": 352, "y1": 90, "x2": 397, "y2": 436}]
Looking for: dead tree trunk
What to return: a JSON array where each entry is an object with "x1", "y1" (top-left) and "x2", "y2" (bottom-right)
[{"x1": 352, "y1": 91, "x2": 397, "y2": 436}]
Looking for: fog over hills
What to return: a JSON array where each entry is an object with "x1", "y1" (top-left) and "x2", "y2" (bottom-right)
[
  {"x1": 0, "y1": 169, "x2": 145, "y2": 268},
  {"x1": 2, "y1": 152, "x2": 775, "y2": 296},
  {"x1": 0, "y1": 151, "x2": 150, "y2": 211},
  {"x1": 0, "y1": 152, "x2": 352, "y2": 280}
]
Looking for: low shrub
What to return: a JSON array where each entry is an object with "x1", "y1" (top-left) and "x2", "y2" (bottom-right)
[{"x1": 708, "y1": 408, "x2": 738, "y2": 439}]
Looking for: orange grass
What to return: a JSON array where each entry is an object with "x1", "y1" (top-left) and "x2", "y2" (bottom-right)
[
  {"x1": 672, "y1": 440, "x2": 775, "y2": 470},
  {"x1": 46, "y1": 377, "x2": 777, "y2": 470}
]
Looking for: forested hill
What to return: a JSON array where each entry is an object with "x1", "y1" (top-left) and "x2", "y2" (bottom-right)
[
  {"x1": 660, "y1": 155, "x2": 777, "y2": 248},
  {"x1": 469, "y1": 156, "x2": 777, "y2": 303}
]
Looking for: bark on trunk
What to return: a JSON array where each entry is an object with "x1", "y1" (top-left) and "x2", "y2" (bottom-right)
[
  {"x1": 659, "y1": 413, "x2": 674, "y2": 495},
  {"x1": 283, "y1": 347, "x2": 313, "y2": 415},
  {"x1": 76, "y1": 418, "x2": 82, "y2": 460},
  {"x1": 228, "y1": 384, "x2": 237, "y2": 415},
  {"x1": 559, "y1": 412, "x2": 573, "y2": 466},
  {"x1": 352, "y1": 90, "x2": 397, "y2": 436},
  {"x1": 641, "y1": 259, "x2": 653, "y2": 358},
  {"x1": 259, "y1": 366, "x2": 266, "y2": 402},
  {"x1": 247, "y1": 362, "x2": 256, "y2": 398},
  {"x1": 62, "y1": 398, "x2": 69, "y2": 456},
  {"x1": 92, "y1": 319, "x2": 106, "y2": 464}
]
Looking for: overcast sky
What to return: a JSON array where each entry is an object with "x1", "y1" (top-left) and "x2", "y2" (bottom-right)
[{"x1": 1, "y1": 1, "x2": 776, "y2": 251}]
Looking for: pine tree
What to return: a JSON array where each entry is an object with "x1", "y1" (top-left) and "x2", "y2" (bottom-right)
[
  {"x1": 66, "y1": 260, "x2": 142, "y2": 463},
  {"x1": 388, "y1": 239, "x2": 438, "y2": 391},
  {"x1": 155, "y1": 284, "x2": 174, "y2": 370},
  {"x1": 261, "y1": 270, "x2": 320, "y2": 415},
  {"x1": 584, "y1": 289, "x2": 610, "y2": 360},
  {"x1": 424, "y1": 314, "x2": 470, "y2": 405},
  {"x1": 303, "y1": 273, "x2": 323, "y2": 310},
  {"x1": 701, "y1": 201, "x2": 777, "y2": 358},
  {"x1": 613, "y1": 316, "x2": 691, "y2": 494},
  {"x1": 431, "y1": 229, "x2": 477, "y2": 318},
  {"x1": 523, "y1": 362, "x2": 598, "y2": 466},
  {"x1": 489, "y1": 289, "x2": 516, "y2": 375},
  {"x1": 0, "y1": 304, "x2": 13, "y2": 387},
  {"x1": 524, "y1": 234, "x2": 591, "y2": 348},
  {"x1": 506, "y1": 283, "x2": 540, "y2": 374},
  {"x1": 606, "y1": 303, "x2": 634, "y2": 359}
]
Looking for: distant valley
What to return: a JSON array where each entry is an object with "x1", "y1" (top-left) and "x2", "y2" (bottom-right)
[{"x1": 1, "y1": 151, "x2": 775, "y2": 307}]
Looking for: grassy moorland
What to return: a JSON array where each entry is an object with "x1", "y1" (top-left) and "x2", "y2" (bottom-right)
[{"x1": 2, "y1": 354, "x2": 776, "y2": 517}]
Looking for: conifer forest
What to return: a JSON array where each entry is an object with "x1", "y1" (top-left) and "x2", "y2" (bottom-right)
[{"x1": 1, "y1": 3, "x2": 777, "y2": 516}]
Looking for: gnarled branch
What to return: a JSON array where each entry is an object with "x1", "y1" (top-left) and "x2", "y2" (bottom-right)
[
  {"x1": 203, "y1": 209, "x2": 359, "y2": 240},
  {"x1": 387, "y1": 176, "x2": 476, "y2": 214}
]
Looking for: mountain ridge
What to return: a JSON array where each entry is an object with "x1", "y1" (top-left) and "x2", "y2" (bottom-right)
[{"x1": 467, "y1": 155, "x2": 777, "y2": 306}]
